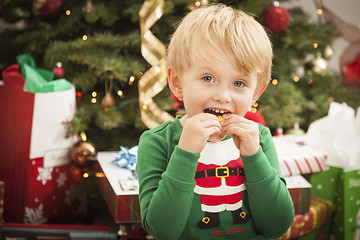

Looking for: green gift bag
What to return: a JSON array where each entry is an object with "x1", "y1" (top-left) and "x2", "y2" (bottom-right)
[
  {"x1": 311, "y1": 166, "x2": 342, "y2": 203},
  {"x1": 332, "y1": 169, "x2": 360, "y2": 240},
  {"x1": 310, "y1": 166, "x2": 360, "y2": 240},
  {"x1": 304, "y1": 102, "x2": 360, "y2": 240}
]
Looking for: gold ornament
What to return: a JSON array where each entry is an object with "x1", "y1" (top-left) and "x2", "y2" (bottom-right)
[
  {"x1": 71, "y1": 141, "x2": 97, "y2": 168},
  {"x1": 187, "y1": 0, "x2": 209, "y2": 11},
  {"x1": 101, "y1": 79, "x2": 115, "y2": 109},
  {"x1": 101, "y1": 92, "x2": 115, "y2": 108},
  {"x1": 306, "y1": 52, "x2": 328, "y2": 75},
  {"x1": 138, "y1": 0, "x2": 174, "y2": 129},
  {"x1": 322, "y1": 45, "x2": 334, "y2": 60},
  {"x1": 82, "y1": 0, "x2": 94, "y2": 14}
]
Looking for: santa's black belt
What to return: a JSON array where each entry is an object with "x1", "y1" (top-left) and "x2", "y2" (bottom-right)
[{"x1": 195, "y1": 166, "x2": 245, "y2": 179}]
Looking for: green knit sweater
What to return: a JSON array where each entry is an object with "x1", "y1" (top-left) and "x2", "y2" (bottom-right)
[{"x1": 137, "y1": 117, "x2": 294, "y2": 240}]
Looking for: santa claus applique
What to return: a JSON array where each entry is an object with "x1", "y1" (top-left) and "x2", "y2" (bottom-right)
[{"x1": 194, "y1": 138, "x2": 250, "y2": 229}]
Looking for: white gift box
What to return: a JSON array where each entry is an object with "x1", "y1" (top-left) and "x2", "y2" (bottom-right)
[{"x1": 273, "y1": 135, "x2": 328, "y2": 177}]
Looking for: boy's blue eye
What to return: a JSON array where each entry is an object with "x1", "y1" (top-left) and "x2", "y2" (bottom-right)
[
  {"x1": 233, "y1": 80, "x2": 244, "y2": 87},
  {"x1": 202, "y1": 75, "x2": 213, "y2": 82}
]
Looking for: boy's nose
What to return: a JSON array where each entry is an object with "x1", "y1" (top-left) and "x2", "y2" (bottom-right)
[{"x1": 213, "y1": 86, "x2": 231, "y2": 103}]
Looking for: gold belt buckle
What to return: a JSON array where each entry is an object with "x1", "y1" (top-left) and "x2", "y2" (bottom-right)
[{"x1": 215, "y1": 166, "x2": 229, "y2": 178}]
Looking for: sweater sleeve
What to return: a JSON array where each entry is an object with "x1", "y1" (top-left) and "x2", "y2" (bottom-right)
[
  {"x1": 136, "y1": 130, "x2": 199, "y2": 240},
  {"x1": 241, "y1": 126, "x2": 295, "y2": 239}
]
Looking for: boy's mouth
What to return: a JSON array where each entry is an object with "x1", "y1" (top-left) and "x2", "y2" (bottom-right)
[{"x1": 204, "y1": 108, "x2": 231, "y2": 116}]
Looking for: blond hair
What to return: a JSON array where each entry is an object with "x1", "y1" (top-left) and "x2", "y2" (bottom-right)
[{"x1": 167, "y1": 4, "x2": 273, "y2": 87}]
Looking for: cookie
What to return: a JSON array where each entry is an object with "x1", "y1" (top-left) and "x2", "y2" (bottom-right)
[{"x1": 217, "y1": 115, "x2": 225, "y2": 122}]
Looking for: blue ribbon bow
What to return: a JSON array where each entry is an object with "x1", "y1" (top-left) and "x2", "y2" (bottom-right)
[{"x1": 113, "y1": 146, "x2": 138, "y2": 172}]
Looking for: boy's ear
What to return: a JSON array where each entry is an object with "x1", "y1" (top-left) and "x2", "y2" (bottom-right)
[
  {"x1": 252, "y1": 83, "x2": 268, "y2": 105},
  {"x1": 167, "y1": 67, "x2": 183, "y2": 100}
]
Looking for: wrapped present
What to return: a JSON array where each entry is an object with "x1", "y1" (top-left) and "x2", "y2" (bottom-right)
[
  {"x1": 273, "y1": 135, "x2": 328, "y2": 177},
  {"x1": 0, "y1": 55, "x2": 82, "y2": 223},
  {"x1": 95, "y1": 151, "x2": 141, "y2": 223},
  {"x1": 277, "y1": 197, "x2": 333, "y2": 240},
  {"x1": 285, "y1": 175, "x2": 312, "y2": 214},
  {"x1": 296, "y1": 222, "x2": 332, "y2": 240},
  {"x1": 306, "y1": 102, "x2": 360, "y2": 240}
]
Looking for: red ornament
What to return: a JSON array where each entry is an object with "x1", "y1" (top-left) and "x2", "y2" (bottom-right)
[
  {"x1": 263, "y1": 4, "x2": 290, "y2": 33},
  {"x1": 345, "y1": 56, "x2": 360, "y2": 78},
  {"x1": 52, "y1": 62, "x2": 66, "y2": 79},
  {"x1": 33, "y1": 0, "x2": 63, "y2": 22},
  {"x1": 340, "y1": 42, "x2": 360, "y2": 89}
]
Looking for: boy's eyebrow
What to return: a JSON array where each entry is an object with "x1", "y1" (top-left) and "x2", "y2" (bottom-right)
[
  {"x1": 198, "y1": 63, "x2": 251, "y2": 75},
  {"x1": 198, "y1": 68, "x2": 253, "y2": 81}
]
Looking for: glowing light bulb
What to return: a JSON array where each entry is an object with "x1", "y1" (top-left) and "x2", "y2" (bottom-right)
[
  {"x1": 129, "y1": 76, "x2": 135, "y2": 85},
  {"x1": 80, "y1": 132, "x2": 87, "y2": 141},
  {"x1": 95, "y1": 172, "x2": 105, "y2": 177}
]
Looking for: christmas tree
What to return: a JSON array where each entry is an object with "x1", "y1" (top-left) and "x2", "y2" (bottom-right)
[{"x1": 1, "y1": 0, "x2": 359, "y2": 151}]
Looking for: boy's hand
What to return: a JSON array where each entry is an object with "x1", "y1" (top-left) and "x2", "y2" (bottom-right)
[
  {"x1": 221, "y1": 114, "x2": 260, "y2": 156},
  {"x1": 178, "y1": 113, "x2": 221, "y2": 154}
]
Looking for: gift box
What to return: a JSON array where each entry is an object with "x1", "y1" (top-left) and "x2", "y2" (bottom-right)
[
  {"x1": 305, "y1": 102, "x2": 360, "y2": 240},
  {"x1": 277, "y1": 197, "x2": 333, "y2": 240},
  {"x1": 273, "y1": 135, "x2": 328, "y2": 177},
  {"x1": 95, "y1": 152, "x2": 141, "y2": 223},
  {"x1": 0, "y1": 55, "x2": 81, "y2": 223},
  {"x1": 296, "y1": 222, "x2": 332, "y2": 240},
  {"x1": 285, "y1": 175, "x2": 312, "y2": 214}
]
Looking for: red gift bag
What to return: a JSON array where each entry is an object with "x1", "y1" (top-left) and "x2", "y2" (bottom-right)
[{"x1": 0, "y1": 84, "x2": 82, "y2": 223}]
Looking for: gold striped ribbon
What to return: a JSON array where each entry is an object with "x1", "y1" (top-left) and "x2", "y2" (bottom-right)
[{"x1": 139, "y1": 0, "x2": 174, "y2": 129}]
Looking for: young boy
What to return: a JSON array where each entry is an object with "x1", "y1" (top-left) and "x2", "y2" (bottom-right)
[{"x1": 136, "y1": 4, "x2": 294, "y2": 240}]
